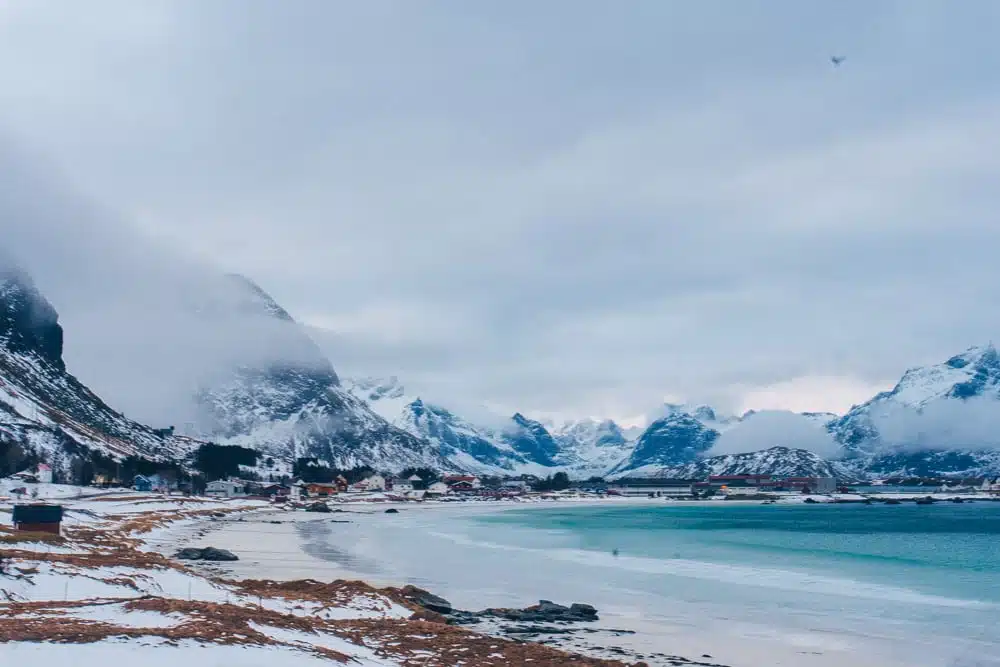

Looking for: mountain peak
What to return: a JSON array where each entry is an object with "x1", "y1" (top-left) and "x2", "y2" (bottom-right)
[{"x1": 0, "y1": 266, "x2": 65, "y2": 371}]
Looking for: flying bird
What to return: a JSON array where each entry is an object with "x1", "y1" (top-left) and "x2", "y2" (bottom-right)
[{"x1": 831, "y1": 55, "x2": 846, "y2": 67}]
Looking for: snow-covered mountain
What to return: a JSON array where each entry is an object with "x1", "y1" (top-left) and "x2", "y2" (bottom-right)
[
  {"x1": 0, "y1": 267, "x2": 194, "y2": 479},
  {"x1": 657, "y1": 446, "x2": 840, "y2": 480},
  {"x1": 546, "y1": 418, "x2": 637, "y2": 478},
  {"x1": 828, "y1": 344, "x2": 1000, "y2": 477},
  {"x1": 344, "y1": 377, "x2": 638, "y2": 476},
  {"x1": 189, "y1": 276, "x2": 455, "y2": 472},
  {"x1": 609, "y1": 413, "x2": 719, "y2": 476}
]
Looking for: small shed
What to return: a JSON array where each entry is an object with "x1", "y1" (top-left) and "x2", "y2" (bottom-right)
[
  {"x1": 134, "y1": 475, "x2": 154, "y2": 492},
  {"x1": 12, "y1": 504, "x2": 63, "y2": 535}
]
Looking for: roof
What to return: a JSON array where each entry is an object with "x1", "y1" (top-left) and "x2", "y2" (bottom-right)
[
  {"x1": 13, "y1": 504, "x2": 63, "y2": 524},
  {"x1": 709, "y1": 475, "x2": 771, "y2": 481}
]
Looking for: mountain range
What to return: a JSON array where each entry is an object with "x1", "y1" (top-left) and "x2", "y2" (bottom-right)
[{"x1": 3, "y1": 263, "x2": 1000, "y2": 483}]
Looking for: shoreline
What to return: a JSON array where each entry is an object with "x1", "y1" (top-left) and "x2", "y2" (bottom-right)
[
  {"x1": 150, "y1": 503, "x2": 735, "y2": 667},
  {"x1": 6, "y1": 488, "x2": 999, "y2": 666},
  {"x1": 1, "y1": 490, "x2": 645, "y2": 667},
  {"x1": 152, "y1": 496, "x2": 997, "y2": 667}
]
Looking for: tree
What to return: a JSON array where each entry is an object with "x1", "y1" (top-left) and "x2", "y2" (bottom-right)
[
  {"x1": 192, "y1": 444, "x2": 258, "y2": 481},
  {"x1": 533, "y1": 472, "x2": 571, "y2": 492}
]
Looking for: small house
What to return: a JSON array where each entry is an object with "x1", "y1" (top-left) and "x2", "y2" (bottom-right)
[
  {"x1": 306, "y1": 482, "x2": 340, "y2": 498},
  {"x1": 133, "y1": 475, "x2": 154, "y2": 492},
  {"x1": 260, "y1": 484, "x2": 290, "y2": 498},
  {"x1": 350, "y1": 474, "x2": 386, "y2": 493},
  {"x1": 389, "y1": 478, "x2": 414, "y2": 493},
  {"x1": 448, "y1": 480, "x2": 476, "y2": 493},
  {"x1": 442, "y1": 475, "x2": 481, "y2": 489},
  {"x1": 36, "y1": 464, "x2": 53, "y2": 484},
  {"x1": 205, "y1": 480, "x2": 247, "y2": 498},
  {"x1": 12, "y1": 504, "x2": 63, "y2": 535},
  {"x1": 502, "y1": 480, "x2": 529, "y2": 491},
  {"x1": 425, "y1": 481, "x2": 450, "y2": 496}
]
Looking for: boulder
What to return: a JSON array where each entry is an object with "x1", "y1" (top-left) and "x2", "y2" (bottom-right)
[
  {"x1": 174, "y1": 547, "x2": 239, "y2": 562},
  {"x1": 200, "y1": 547, "x2": 239, "y2": 561},
  {"x1": 305, "y1": 502, "x2": 331, "y2": 513},
  {"x1": 385, "y1": 508, "x2": 400, "y2": 514},
  {"x1": 397, "y1": 585, "x2": 453, "y2": 615}
]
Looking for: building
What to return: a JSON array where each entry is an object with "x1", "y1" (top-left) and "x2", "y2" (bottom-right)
[
  {"x1": 12, "y1": 504, "x2": 63, "y2": 535},
  {"x1": 425, "y1": 481, "x2": 450, "y2": 496},
  {"x1": 205, "y1": 480, "x2": 248, "y2": 498},
  {"x1": 784, "y1": 477, "x2": 837, "y2": 494},
  {"x1": 448, "y1": 480, "x2": 477, "y2": 493},
  {"x1": 133, "y1": 475, "x2": 154, "y2": 492},
  {"x1": 501, "y1": 480, "x2": 529, "y2": 492},
  {"x1": 35, "y1": 464, "x2": 53, "y2": 484},
  {"x1": 389, "y1": 478, "x2": 414, "y2": 493},
  {"x1": 305, "y1": 482, "x2": 341, "y2": 497},
  {"x1": 442, "y1": 475, "x2": 481, "y2": 489},
  {"x1": 349, "y1": 474, "x2": 386, "y2": 492},
  {"x1": 608, "y1": 479, "x2": 697, "y2": 498}
]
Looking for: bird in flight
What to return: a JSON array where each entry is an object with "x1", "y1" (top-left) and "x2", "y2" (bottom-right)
[{"x1": 831, "y1": 55, "x2": 846, "y2": 67}]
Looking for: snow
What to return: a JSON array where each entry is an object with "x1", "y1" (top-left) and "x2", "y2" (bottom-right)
[{"x1": 0, "y1": 642, "x2": 377, "y2": 667}]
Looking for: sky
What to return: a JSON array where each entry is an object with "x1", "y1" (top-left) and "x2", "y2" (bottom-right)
[{"x1": 2, "y1": 1, "x2": 1000, "y2": 426}]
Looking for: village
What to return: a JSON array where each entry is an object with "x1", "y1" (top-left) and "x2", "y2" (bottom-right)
[{"x1": 5, "y1": 462, "x2": 1000, "y2": 510}]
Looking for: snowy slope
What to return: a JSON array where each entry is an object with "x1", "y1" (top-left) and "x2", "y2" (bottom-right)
[
  {"x1": 189, "y1": 276, "x2": 455, "y2": 473},
  {"x1": 626, "y1": 446, "x2": 840, "y2": 480},
  {"x1": 608, "y1": 412, "x2": 720, "y2": 476},
  {"x1": 829, "y1": 344, "x2": 1000, "y2": 477},
  {"x1": 547, "y1": 418, "x2": 637, "y2": 478},
  {"x1": 0, "y1": 267, "x2": 195, "y2": 479},
  {"x1": 344, "y1": 378, "x2": 636, "y2": 476}
]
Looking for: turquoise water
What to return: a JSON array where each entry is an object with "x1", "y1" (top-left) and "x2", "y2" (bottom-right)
[
  {"x1": 475, "y1": 503, "x2": 1000, "y2": 606},
  {"x1": 304, "y1": 502, "x2": 1000, "y2": 666}
]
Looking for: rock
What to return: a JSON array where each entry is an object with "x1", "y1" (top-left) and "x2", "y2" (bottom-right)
[
  {"x1": 804, "y1": 498, "x2": 818, "y2": 504},
  {"x1": 385, "y1": 508, "x2": 400, "y2": 514},
  {"x1": 174, "y1": 547, "x2": 239, "y2": 561},
  {"x1": 569, "y1": 603, "x2": 598, "y2": 619},
  {"x1": 398, "y1": 585, "x2": 453, "y2": 615},
  {"x1": 305, "y1": 502, "x2": 331, "y2": 513}
]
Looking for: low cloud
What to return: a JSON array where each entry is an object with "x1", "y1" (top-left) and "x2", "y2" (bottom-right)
[
  {"x1": 710, "y1": 410, "x2": 841, "y2": 458},
  {"x1": 0, "y1": 137, "x2": 332, "y2": 431},
  {"x1": 872, "y1": 397, "x2": 1000, "y2": 451}
]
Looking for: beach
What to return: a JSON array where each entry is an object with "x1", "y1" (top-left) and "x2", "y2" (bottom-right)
[{"x1": 149, "y1": 497, "x2": 1000, "y2": 667}]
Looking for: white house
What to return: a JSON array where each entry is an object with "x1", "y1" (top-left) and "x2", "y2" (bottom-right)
[
  {"x1": 349, "y1": 474, "x2": 386, "y2": 493},
  {"x1": 206, "y1": 480, "x2": 247, "y2": 498},
  {"x1": 425, "y1": 481, "x2": 450, "y2": 496},
  {"x1": 501, "y1": 480, "x2": 529, "y2": 491},
  {"x1": 36, "y1": 464, "x2": 53, "y2": 484},
  {"x1": 390, "y1": 478, "x2": 414, "y2": 493}
]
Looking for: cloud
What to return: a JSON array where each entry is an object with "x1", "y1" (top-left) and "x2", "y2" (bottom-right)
[
  {"x1": 710, "y1": 411, "x2": 841, "y2": 458},
  {"x1": 872, "y1": 397, "x2": 1000, "y2": 451},
  {"x1": 0, "y1": 135, "x2": 332, "y2": 430},
  {"x1": 2, "y1": 1, "x2": 1000, "y2": 422}
]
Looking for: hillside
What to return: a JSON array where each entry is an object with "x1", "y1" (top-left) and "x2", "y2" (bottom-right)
[{"x1": 0, "y1": 267, "x2": 194, "y2": 479}]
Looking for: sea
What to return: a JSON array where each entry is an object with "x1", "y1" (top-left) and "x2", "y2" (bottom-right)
[{"x1": 296, "y1": 501, "x2": 1000, "y2": 667}]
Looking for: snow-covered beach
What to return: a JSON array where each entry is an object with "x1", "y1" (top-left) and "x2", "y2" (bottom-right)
[
  {"x1": 1, "y1": 489, "x2": 642, "y2": 667},
  {"x1": 149, "y1": 495, "x2": 1000, "y2": 667},
  {"x1": 5, "y1": 488, "x2": 1000, "y2": 667}
]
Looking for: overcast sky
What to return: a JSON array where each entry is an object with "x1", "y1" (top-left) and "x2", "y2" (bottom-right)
[{"x1": 2, "y1": 1, "x2": 1000, "y2": 425}]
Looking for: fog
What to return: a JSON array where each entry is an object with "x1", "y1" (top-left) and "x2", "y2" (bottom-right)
[
  {"x1": 872, "y1": 396, "x2": 1000, "y2": 451},
  {"x1": 0, "y1": 137, "x2": 333, "y2": 430},
  {"x1": 710, "y1": 410, "x2": 841, "y2": 458}
]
